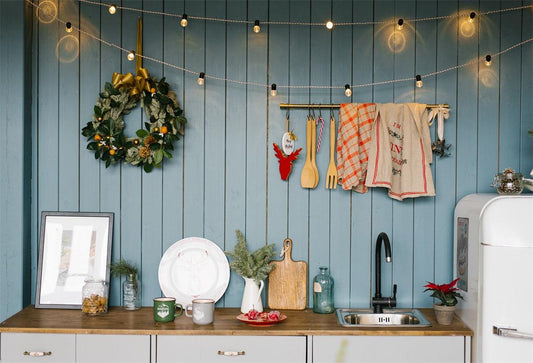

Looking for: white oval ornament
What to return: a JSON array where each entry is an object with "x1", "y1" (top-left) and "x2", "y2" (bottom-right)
[{"x1": 282, "y1": 132, "x2": 295, "y2": 155}]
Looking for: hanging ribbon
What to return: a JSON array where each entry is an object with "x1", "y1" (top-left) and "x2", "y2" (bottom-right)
[
  {"x1": 110, "y1": 18, "x2": 151, "y2": 98},
  {"x1": 428, "y1": 106, "x2": 451, "y2": 157},
  {"x1": 428, "y1": 106, "x2": 449, "y2": 142}
]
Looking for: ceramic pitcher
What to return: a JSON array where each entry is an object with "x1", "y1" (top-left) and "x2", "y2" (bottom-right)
[{"x1": 241, "y1": 277, "x2": 264, "y2": 313}]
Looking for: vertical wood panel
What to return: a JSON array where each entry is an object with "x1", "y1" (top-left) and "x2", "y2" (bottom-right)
[
  {"x1": 79, "y1": 0, "x2": 101, "y2": 212},
  {"x1": 520, "y1": 1, "x2": 533, "y2": 173},
  {"x1": 308, "y1": 0, "x2": 333, "y2": 304},
  {"x1": 141, "y1": 0, "x2": 165, "y2": 306},
  {"x1": 266, "y1": 0, "x2": 290, "y2": 246},
  {"x1": 162, "y1": 0, "x2": 185, "y2": 253},
  {"x1": 57, "y1": 0, "x2": 79, "y2": 211},
  {"x1": 413, "y1": 0, "x2": 437, "y2": 308},
  {"x1": 38, "y1": 0, "x2": 60, "y2": 214},
  {"x1": 287, "y1": 0, "x2": 311, "y2": 298},
  {"x1": 115, "y1": 0, "x2": 143, "y2": 306},
  {"x1": 350, "y1": 0, "x2": 374, "y2": 308},
  {"x1": 224, "y1": 0, "x2": 247, "y2": 306},
  {"x1": 330, "y1": 0, "x2": 352, "y2": 309},
  {"x1": 98, "y1": 6, "x2": 122, "y2": 304},
  {"x1": 372, "y1": 0, "x2": 395, "y2": 301},
  {"x1": 183, "y1": 0, "x2": 206, "y2": 238},
  {"x1": 0, "y1": 0, "x2": 29, "y2": 320},
  {"x1": 204, "y1": 0, "x2": 227, "y2": 305},
  {"x1": 30, "y1": 0, "x2": 40, "y2": 306},
  {"x1": 498, "y1": 0, "x2": 523, "y2": 169},
  {"x1": 477, "y1": 1, "x2": 500, "y2": 192},
  {"x1": 456, "y1": 0, "x2": 479, "y2": 201},
  {"x1": 246, "y1": 0, "x2": 268, "y2": 250},
  {"x1": 392, "y1": 0, "x2": 415, "y2": 308},
  {"x1": 204, "y1": 0, "x2": 226, "y2": 244},
  {"x1": 434, "y1": 0, "x2": 458, "y2": 285}
]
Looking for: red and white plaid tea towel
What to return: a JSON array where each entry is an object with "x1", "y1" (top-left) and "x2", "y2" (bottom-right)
[{"x1": 337, "y1": 103, "x2": 377, "y2": 192}]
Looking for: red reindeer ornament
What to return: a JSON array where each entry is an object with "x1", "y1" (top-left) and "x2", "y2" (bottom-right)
[{"x1": 273, "y1": 143, "x2": 302, "y2": 181}]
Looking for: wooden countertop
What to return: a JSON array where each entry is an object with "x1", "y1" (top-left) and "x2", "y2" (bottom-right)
[{"x1": 0, "y1": 306, "x2": 472, "y2": 337}]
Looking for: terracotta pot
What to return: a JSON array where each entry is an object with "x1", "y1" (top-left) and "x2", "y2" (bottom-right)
[{"x1": 433, "y1": 304, "x2": 456, "y2": 325}]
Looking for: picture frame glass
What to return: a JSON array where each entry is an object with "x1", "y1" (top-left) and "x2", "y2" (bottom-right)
[{"x1": 35, "y1": 212, "x2": 113, "y2": 309}]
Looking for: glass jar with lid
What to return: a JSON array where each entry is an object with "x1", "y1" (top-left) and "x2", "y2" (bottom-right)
[
  {"x1": 313, "y1": 266, "x2": 334, "y2": 314},
  {"x1": 82, "y1": 279, "x2": 108, "y2": 315}
]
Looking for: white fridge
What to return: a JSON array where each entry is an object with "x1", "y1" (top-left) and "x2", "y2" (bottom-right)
[{"x1": 454, "y1": 194, "x2": 533, "y2": 363}]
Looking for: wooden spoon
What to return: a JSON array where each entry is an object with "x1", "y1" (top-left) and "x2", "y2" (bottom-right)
[
  {"x1": 300, "y1": 117, "x2": 315, "y2": 188},
  {"x1": 311, "y1": 116, "x2": 319, "y2": 188}
]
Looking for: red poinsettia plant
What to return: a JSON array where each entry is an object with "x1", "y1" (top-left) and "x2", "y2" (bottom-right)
[{"x1": 424, "y1": 278, "x2": 464, "y2": 306}]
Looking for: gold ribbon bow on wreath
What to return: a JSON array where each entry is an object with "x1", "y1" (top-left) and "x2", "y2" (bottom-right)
[{"x1": 112, "y1": 67, "x2": 151, "y2": 98}]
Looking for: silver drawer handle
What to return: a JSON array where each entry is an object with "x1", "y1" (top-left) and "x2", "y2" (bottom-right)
[
  {"x1": 493, "y1": 326, "x2": 533, "y2": 340},
  {"x1": 23, "y1": 351, "x2": 53, "y2": 357},
  {"x1": 217, "y1": 350, "x2": 245, "y2": 356}
]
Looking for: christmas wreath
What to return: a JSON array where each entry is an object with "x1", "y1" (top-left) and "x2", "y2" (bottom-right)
[{"x1": 82, "y1": 69, "x2": 186, "y2": 173}]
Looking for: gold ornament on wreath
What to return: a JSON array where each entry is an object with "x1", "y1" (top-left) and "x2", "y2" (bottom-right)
[{"x1": 81, "y1": 18, "x2": 186, "y2": 173}]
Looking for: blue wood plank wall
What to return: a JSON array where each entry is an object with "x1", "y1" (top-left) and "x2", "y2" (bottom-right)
[
  {"x1": 0, "y1": 0, "x2": 32, "y2": 320},
  {"x1": 1, "y1": 0, "x2": 532, "y2": 319}
]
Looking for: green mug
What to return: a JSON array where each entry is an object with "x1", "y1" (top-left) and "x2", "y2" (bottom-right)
[{"x1": 153, "y1": 297, "x2": 183, "y2": 322}]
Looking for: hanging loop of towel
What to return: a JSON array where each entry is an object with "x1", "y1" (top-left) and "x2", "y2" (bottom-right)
[{"x1": 427, "y1": 106, "x2": 449, "y2": 142}]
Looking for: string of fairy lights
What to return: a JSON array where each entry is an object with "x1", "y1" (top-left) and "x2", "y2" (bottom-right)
[{"x1": 33, "y1": 0, "x2": 533, "y2": 97}]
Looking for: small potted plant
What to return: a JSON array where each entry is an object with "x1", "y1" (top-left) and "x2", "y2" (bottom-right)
[
  {"x1": 110, "y1": 259, "x2": 141, "y2": 310},
  {"x1": 225, "y1": 230, "x2": 276, "y2": 313},
  {"x1": 424, "y1": 278, "x2": 463, "y2": 325}
]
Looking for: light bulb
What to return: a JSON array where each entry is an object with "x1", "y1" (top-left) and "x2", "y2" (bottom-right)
[
  {"x1": 326, "y1": 21, "x2": 334, "y2": 30},
  {"x1": 180, "y1": 14, "x2": 188, "y2": 28},
  {"x1": 344, "y1": 84, "x2": 352, "y2": 97},
  {"x1": 127, "y1": 51, "x2": 135, "y2": 61},
  {"x1": 197, "y1": 72, "x2": 205, "y2": 86},
  {"x1": 253, "y1": 20, "x2": 260, "y2": 33},
  {"x1": 270, "y1": 83, "x2": 277, "y2": 97},
  {"x1": 108, "y1": 5, "x2": 117, "y2": 15},
  {"x1": 415, "y1": 75, "x2": 423, "y2": 88},
  {"x1": 485, "y1": 55, "x2": 492, "y2": 66},
  {"x1": 397, "y1": 18, "x2": 404, "y2": 31},
  {"x1": 469, "y1": 12, "x2": 476, "y2": 23},
  {"x1": 65, "y1": 21, "x2": 72, "y2": 33}
]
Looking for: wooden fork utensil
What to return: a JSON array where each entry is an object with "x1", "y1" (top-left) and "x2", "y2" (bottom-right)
[{"x1": 325, "y1": 116, "x2": 338, "y2": 189}]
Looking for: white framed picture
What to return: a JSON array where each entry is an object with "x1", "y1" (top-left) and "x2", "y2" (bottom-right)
[{"x1": 35, "y1": 211, "x2": 113, "y2": 309}]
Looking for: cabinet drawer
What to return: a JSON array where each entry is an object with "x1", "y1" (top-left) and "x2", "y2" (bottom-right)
[
  {"x1": 157, "y1": 335, "x2": 306, "y2": 363},
  {"x1": 76, "y1": 334, "x2": 151, "y2": 363},
  {"x1": 1, "y1": 333, "x2": 75, "y2": 363},
  {"x1": 313, "y1": 335, "x2": 466, "y2": 363}
]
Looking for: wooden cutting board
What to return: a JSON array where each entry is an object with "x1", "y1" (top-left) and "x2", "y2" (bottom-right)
[{"x1": 267, "y1": 238, "x2": 307, "y2": 310}]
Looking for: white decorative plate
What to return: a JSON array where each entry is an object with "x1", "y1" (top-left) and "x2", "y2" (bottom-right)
[{"x1": 158, "y1": 237, "x2": 230, "y2": 307}]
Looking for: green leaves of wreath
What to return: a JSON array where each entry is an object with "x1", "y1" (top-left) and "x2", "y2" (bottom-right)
[{"x1": 82, "y1": 76, "x2": 186, "y2": 173}]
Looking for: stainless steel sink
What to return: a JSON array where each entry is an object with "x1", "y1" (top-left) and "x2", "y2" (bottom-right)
[{"x1": 336, "y1": 308, "x2": 431, "y2": 327}]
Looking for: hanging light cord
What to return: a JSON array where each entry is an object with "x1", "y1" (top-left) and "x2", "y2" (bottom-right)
[
  {"x1": 30, "y1": 0, "x2": 532, "y2": 90},
  {"x1": 76, "y1": 0, "x2": 532, "y2": 26}
]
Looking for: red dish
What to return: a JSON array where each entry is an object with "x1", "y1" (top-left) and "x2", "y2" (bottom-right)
[{"x1": 236, "y1": 313, "x2": 287, "y2": 326}]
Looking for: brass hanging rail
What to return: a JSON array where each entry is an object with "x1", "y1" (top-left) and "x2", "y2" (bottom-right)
[{"x1": 279, "y1": 103, "x2": 449, "y2": 109}]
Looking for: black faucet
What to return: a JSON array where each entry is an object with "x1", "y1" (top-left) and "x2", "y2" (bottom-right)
[{"x1": 372, "y1": 232, "x2": 397, "y2": 313}]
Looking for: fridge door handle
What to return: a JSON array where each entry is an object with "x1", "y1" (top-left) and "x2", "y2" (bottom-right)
[{"x1": 493, "y1": 326, "x2": 533, "y2": 340}]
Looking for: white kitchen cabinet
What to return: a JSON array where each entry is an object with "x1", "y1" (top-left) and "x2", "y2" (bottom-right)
[
  {"x1": 76, "y1": 334, "x2": 151, "y2": 363},
  {"x1": 0, "y1": 333, "x2": 75, "y2": 363},
  {"x1": 157, "y1": 335, "x2": 307, "y2": 363},
  {"x1": 312, "y1": 335, "x2": 470, "y2": 363},
  {"x1": 0, "y1": 333, "x2": 150, "y2": 363}
]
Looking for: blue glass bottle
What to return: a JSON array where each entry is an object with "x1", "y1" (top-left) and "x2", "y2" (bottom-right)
[{"x1": 313, "y1": 266, "x2": 334, "y2": 313}]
